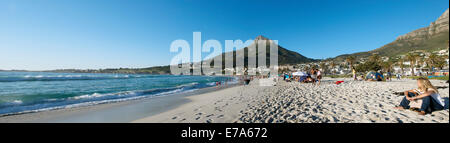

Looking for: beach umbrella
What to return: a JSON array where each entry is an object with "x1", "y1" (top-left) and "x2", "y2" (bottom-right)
[
  {"x1": 365, "y1": 71, "x2": 384, "y2": 80},
  {"x1": 292, "y1": 72, "x2": 307, "y2": 76}
]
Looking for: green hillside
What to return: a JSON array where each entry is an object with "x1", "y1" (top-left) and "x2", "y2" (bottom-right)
[
  {"x1": 331, "y1": 8, "x2": 449, "y2": 62},
  {"x1": 332, "y1": 31, "x2": 449, "y2": 62}
]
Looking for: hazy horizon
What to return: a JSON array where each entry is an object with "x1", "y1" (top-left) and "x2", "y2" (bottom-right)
[{"x1": 1, "y1": 0, "x2": 449, "y2": 71}]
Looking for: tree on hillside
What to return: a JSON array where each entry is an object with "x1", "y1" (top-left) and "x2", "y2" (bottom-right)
[
  {"x1": 381, "y1": 60, "x2": 394, "y2": 73},
  {"x1": 434, "y1": 55, "x2": 447, "y2": 70},
  {"x1": 346, "y1": 56, "x2": 356, "y2": 78},
  {"x1": 398, "y1": 59, "x2": 405, "y2": 75},
  {"x1": 319, "y1": 62, "x2": 328, "y2": 75},
  {"x1": 345, "y1": 56, "x2": 356, "y2": 69},
  {"x1": 355, "y1": 61, "x2": 381, "y2": 73},
  {"x1": 417, "y1": 54, "x2": 425, "y2": 68},
  {"x1": 426, "y1": 53, "x2": 439, "y2": 72},
  {"x1": 405, "y1": 53, "x2": 419, "y2": 76},
  {"x1": 330, "y1": 61, "x2": 336, "y2": 75},
  {"x1": 369, "y1": 54, "x2": 382, "y2": 64}
]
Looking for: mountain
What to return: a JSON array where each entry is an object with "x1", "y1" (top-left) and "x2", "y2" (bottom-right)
[
  {"x1": 48, "y1": 36, "x2": 315, "y2": 75},
  {"x1": 255, "y1": 36, "x2": 317, "y2": 65},
  {"x1": 205, "y1": 35, "x2": 316, "y2": 67},
  {"x1": 332, "y1": 8, "x2": 449, "y2": 62},
  {"x1": 48, "y1": 66, "x2": 171, "y2": 74}
]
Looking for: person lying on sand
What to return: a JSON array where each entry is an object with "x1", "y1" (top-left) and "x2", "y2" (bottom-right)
[
  {"x1": 395, "y1": 77, "x2": 445, "y2": 115},
  {"x1": 376, "y1": 75, "x2": 383, "y2": 81},
  {"x1": 358, "y1": 75, "x2": 365, "y2": 81},
  {"x1": 301, "y1": 76, "x2": 315, "y2": 83},
  {"x1": 366, "y1": 75, "x2": 383, "y2": 82}
]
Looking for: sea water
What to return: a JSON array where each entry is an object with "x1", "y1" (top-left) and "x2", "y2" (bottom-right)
[{"x1": 0, "y1": 71, "x2": 236, "y2": 116}]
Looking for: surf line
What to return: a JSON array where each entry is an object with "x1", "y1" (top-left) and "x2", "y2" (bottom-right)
[{"x1": 181, "y1": 126, "x2": 216, "y2": 141}]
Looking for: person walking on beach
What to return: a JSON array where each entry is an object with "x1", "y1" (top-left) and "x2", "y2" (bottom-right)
[
  {"x1": 216, "y1": 81, "x2": 221, "y2": 87},
  {"x1": 316, "y1": 69, "x2": 322, "y2": 85},
  {"x1": 395, "y1": 77, "x2": 445, "y2": 115},
  {"x1": 310, "y1": 69, "x2": 317, "y2": 85},
  {"x1": 396, "y1": 73, "x2": 401, "y2": 80},
  {"x1": 387, "y1": 71, "x2": 392, "y2": 81},
  {"x1": 352, "y1": 67, "x2": 357, "y2": 81}
]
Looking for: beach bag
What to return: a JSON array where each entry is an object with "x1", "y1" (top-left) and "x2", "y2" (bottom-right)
[
  {"x1": 244, "y1": 79, "x2": 250, "y2": 85},
  {"x1": 409, "y1": 99, "x2": 423, "y2": 109},
  {"x1": 408, "y1": 90, "x2": 423, "y2": 109}
]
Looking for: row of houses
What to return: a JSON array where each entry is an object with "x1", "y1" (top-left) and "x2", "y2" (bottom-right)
[
  {"x1": 178, "y1": 48, "x2": 448, "y2": 76},
  {"x1": 287, "y1": 49, "x2": 449, "y2": 76},
  {"x1": 392, "y1": 49, "x2": 449, "y2": 76}
]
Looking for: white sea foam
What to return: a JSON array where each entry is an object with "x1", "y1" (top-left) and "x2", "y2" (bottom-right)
[
  {"x1": 12, "y1": 100, "x2": 23, "y2": 104},
  {"x1": 0, "y1": 88, "x2": 188, "y2": 117},
  {"x1": 71, "y1": 93, "x2": 106, "y2": 100},
  {"x1": 177, "y1": 82, "x2": 199, "y2": 88}
]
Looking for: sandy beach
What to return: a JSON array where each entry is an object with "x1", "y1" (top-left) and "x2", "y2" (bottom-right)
[
  {"x1": 236, "y1": 78, "x2": 449, "y2": 123},
  {"x1": 134, "y1": 79, "x2": 449, "y2": 123},
  {"x1": 133, "y1": 78, "x2": 449, "y2": 123},
  {"x1": 1, "y1": 77, "x2": 448, "y2": 123}
]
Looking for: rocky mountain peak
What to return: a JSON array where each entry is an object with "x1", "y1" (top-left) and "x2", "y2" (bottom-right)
[
  {"x1": 396, "y1": 8, "x2": 449, "y2": 41},
  {"x1": 436, "y1": 8, "x2": 449, "y2": 22},
  {"x1": 255, "y1": 35, "x2": 269, "y2": 41}
]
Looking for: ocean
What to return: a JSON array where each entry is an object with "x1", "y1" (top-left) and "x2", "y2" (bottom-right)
[{"x1": 0, "y1": 71, "x2": 236, "y2": 116}]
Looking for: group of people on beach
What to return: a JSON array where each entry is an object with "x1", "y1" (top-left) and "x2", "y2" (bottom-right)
[
  {"x1": 243, "y1": 69, "x2": 446, "y2": 115},
  {"x1": 285, "y1": 69, "x2": 446, "y2": 115},
  {"x1": 361, "y1": 70, "x2": 402, "y2": 82},
  {"x1": 281, "y1": 69, "x2": 322, "y2": 85}
]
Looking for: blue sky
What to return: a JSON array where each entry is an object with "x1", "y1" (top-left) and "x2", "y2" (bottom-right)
[{"x1": 0, "y1": 0, "x2": 448, "y2": 70}]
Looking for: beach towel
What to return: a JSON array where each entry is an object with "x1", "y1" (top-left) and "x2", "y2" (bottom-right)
[
  {"x1": 335, "y1": 81, "x2": 344, "y2": 85},
  {"x1": 299, "y1": 76, "x2": 308, "y2": 82}
]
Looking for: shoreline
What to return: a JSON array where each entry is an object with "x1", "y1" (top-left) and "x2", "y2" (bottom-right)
[
  {"x1": 0, "y1": 82, "x2": 241, "y2": 123},
  {"x1": 132, "y1": 81, "x2": 265, "y2": 123}
]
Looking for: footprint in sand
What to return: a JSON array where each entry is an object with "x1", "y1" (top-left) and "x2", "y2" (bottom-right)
[
  {"x1": 195, "y1": 117, "x2": 201, "y2": 120},
  {"x1": 206, "y1": 119, "x2": 213, "y2": 123},
  {"x1": 172, "y1": 116, "x2": 178, "y2": 120},
  {"x1": 398, "y1": 113, "x2": 408, "y2": 118},
  {"x1": 206, "y1": 114, "x2": 214, "y2": 118},
  {"x1": 217, "y1": 115, "x2": 224, "y2": 118},
  {"x1": 215, "y1": 107, "x2": 223, "y2": 112}
]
